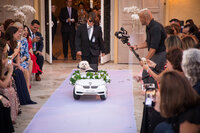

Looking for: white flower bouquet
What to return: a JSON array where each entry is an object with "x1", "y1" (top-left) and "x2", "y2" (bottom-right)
[{"x1": 70, "y1": 70, "x2": 111, "y2": 85}]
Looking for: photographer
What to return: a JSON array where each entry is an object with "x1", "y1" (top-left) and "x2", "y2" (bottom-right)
[{"x1": 130, "y1": 9, "x2": 166, "y2": 85}]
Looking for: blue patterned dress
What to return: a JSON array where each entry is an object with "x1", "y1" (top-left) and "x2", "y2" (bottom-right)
[{"x1": 19, "y1": 37, "x2": 29, "y2": 69}]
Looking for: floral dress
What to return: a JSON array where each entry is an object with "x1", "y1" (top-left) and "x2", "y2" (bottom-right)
[
  {"x1": 0, "y1": 79, "x2": 19, "y2": 122},
  {"x1": 20, "y1": 37, "x2": 29, "y2": 69}
]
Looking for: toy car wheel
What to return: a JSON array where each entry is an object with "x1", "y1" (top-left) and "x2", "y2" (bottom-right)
[
  {"x1": 73, "y1": 87, "x2": 80, "y2": 100},
  {"x1": 100, "y1": 91, "x2": 107, "y2": 100}
]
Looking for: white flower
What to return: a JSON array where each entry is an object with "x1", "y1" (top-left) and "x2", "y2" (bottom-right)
[
  {"x1": 19, "y1": 5, "x2": 36, "y2": 14},
  {"x1": 124, "y1": 6, "x2": 140, "y2": 14},
  {"x1": 131, "y1": 14, "x2": 139, "y2": 20},
  {"x1": 3, "y1": 4, "x2": 35, "y2": 23}
]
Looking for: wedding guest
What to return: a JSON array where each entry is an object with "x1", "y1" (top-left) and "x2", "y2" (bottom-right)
[
  {"x1": 169, "y1": 18, "x2": 180, "y2": 26},
  {"x1": 23, "y1": 25, "x2": 41, "y2": 79},
  {"x1": 52, "y1": 4, "x2": 58, "y2": 60},
  {"x1": 13, "y1": 22, "x2": 30, "y2": 93},
  {"x1": 182, "y1": 48, "x2": 200, "y2": 95},
  {"x1": 29, "y1": 19, "x2": 44, "y2": 81},
  {"x1": 0, "y1": 94, "x2": 14, "y2": 133},
  {"x1": 143, "y1": 48, "x2": 183, "y2": 82},
  {"x1": 59, "y1": 0, "x2": 78, "y2": 60},
  {"x1": 165, "y1": 35, "x2": 183, "y2": 51},
  {"x1": 154, "y1": 71, "x2": 200, "y2": 133},
  {"x1": 0, "y1": 38, "x2": 19, "y2": 123},
  {"x1": 186, "y1": 19, "x2": 195, "y2": 25},
  {"x1": 3, "y1": 19, "x2": 14, "y2": 31},
  {"x1": 77, "y1": 2, "x2": 88, "y2": 25},
  {"x1": 164, "y1": 26, "x2": 174, "y2": 37},
  {"x1": 0, "y1": 22, "x2": 4, "y2": 38},
  {"x1": 181, "y1": 36, "x2": 197, "y2": 50},
  {"x1": 4, "y1": 26, "x2": 36, "y2": 105}
]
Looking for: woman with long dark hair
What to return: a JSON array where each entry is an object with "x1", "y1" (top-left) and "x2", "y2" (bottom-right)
[{"x1": 4, "y1": 26, "x2": 36, "y2": 105}]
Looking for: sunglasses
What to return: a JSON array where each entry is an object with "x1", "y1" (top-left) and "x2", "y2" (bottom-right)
[{"x1": 89, "y1": 20, "x2": 94, "y2": 23}]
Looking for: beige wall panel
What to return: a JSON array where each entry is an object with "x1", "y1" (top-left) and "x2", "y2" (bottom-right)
[{"x1": 165, "y1": 0, "x2": 200, "y2": 26}]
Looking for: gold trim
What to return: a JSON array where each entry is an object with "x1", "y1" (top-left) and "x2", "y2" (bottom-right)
[
  {"x1": 34, "y1": 0, "x2": 39, "y2": 20},
  {"x1": 114, "y1": 0, "x2": 118, "y2": 64}
]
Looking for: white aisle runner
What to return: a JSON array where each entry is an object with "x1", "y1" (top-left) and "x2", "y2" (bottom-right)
[{"x1": 24, "y1": 70, "x2": 137, "y2": 133}]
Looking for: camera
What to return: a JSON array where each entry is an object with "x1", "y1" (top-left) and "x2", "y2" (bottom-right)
[
  {"x1": 115, "y1": 27, "x2": 130, "y2": 44},
  {"x1": 115, "y1": 27, "x2": 141, "y2": 61}
]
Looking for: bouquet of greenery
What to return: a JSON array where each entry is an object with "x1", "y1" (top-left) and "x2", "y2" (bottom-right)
[{"x1": 70, "y1": 70, "x2": 111, "y2": 85}]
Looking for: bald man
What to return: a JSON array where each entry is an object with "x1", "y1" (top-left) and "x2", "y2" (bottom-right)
[{"x1": 131, "y1": 9, "x2": 166, "y2": 84}]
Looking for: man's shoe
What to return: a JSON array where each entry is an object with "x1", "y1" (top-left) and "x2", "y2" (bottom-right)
[
  {"x1": 35, "y1": 74, "x2": 41, "y2": 81},
  {"x1": 53, "y1": 56, "x2": 57, "y2": 60}
]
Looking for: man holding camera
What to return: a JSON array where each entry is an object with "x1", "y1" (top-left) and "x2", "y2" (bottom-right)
[
  {"x1": 29, "y1": 19, "x2": 44, "y2": 81},
  {"x1": 59, "y1": 0, "x2": 78, "y2": 60},
  {"x1": 130, "y1": 9, "x2": 166, "y2": 84}
]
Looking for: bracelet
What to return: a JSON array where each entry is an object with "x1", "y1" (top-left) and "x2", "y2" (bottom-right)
[{"x1": 147, "y1": 68, "x2": 150, "y2": 73}]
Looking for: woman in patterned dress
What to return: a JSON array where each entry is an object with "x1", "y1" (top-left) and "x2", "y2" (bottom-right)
[
  {"x1": 0, "y1": 38, "x2": 19, "y2": 123},
  {"x1": 13, "y1": 22, "x2": 30, "y2": 94}
]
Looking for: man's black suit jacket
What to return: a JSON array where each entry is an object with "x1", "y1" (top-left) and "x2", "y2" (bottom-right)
[
  {"x1": 59, "y1": 7, "x2": 78, "y2": 33},
  {"x1": 75, "y1": 24, "x2": 105, "y2": 56},
  {"x1": 29, "y1": 29, "x2": 44, "y2": 52}
]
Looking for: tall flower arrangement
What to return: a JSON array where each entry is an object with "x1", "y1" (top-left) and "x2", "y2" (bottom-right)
[
  {"x1": 3, "y1": 5, "x2": 36, "y2": 23},
  {"x1": 123, "y1": 6, "x2": 146, "y2": 32}
]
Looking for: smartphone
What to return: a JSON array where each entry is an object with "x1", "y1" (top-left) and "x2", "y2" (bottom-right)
[{"x1": 7, "y1": 56, "x2": 12, "y2": 64}]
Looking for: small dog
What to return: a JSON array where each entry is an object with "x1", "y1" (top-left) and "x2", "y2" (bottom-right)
[{"x1": 78, "y1": 61, "x2": 94, "y2": 73}]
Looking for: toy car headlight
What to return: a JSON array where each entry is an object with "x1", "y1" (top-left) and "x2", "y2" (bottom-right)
[
  {"x1": 75, "y1": 83, "x2": 83, "y2": 87},
  {"x1": 99, "y1": 83, "x2": 106, "y2": 88}
]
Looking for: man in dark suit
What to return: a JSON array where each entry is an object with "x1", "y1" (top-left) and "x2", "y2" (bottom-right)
[
  {"x1": 52, "y1": 4, "x2": 57, "y2": 60},
  {"x1": 59, "y1": 0, "x2": 78, "y2": 60},
  {"x1": 29, "y1": 19, "x2": 44, "y2": 81},
  {"x1": 75, "y1": 12, "x2": 105, "y2": 66}
]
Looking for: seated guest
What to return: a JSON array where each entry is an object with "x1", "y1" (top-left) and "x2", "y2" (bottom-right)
[
  {"x1": 13, "y1": 22, "x2": 30, "y2": 93},
  {"x1": 154, "y1": 71, "x2": 200, "y2": 133},
  {"x1": 171, "y1": 24, "x2": 181, "y2": 38},
  {"x1": 0, "y1": 38, "x2": 19, "y2": 124},
  {"x1": 23, "y1": 25, "x2": 41, "y2": 85},
  {"x1": 186, "y1": 19, "x2": 195, "y2": 25},
  {"x1": 3, "y1": 19, "x2": 14, "y2": 31},
  {"x1": 0, "y1": 94, "x2": 14, "y2": 133},
  {"x1": 4, "y1": 26, "x2": 36, "y2": 105},
  {"x1": 165, "y1": 35, "x2": 183, "y2": 51},
  {"x1": 0, "y1": 22, "x2": 4, "y2": 38},
  {"x1": 182, "y1": 48, "x2": 200, "y2": 95},
  {"x1": 181, "y1": 36, "x2": 197, "y2": 50},
  {"x1": 169, "y1": 18, "x2": 180, "y2": 26},
  {"x1": 164, "y1": 26, "x2": 174, "y2": 37},
  {"x1": 29, "y1": 20, "x2": 44, "y2": 81}
]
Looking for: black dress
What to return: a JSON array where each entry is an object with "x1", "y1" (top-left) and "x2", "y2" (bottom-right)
[
  {"x1": 8, "y1": 48, "x2": 36, "y2": 105},
  {"x1": 0, "y1": 95, "x2": 14, "y2": 133}
]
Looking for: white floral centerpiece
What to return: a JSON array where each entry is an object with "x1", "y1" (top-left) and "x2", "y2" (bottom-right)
[
  {"x1": 70, "y1": 70, "x2": 111, "y2": 85},
  {"x1": 3, "y1": 5, "x2": 36, "y2": 23},
  {"x1": 123, "y1": 6, "x2": 147, "y2": 32}
]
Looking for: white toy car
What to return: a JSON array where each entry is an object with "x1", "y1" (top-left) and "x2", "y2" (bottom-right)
[{"x1": 73, "y1": 78, "x2": 108, "y2": 100}]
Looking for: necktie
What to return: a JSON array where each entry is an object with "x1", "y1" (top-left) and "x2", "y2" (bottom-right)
[
  {"x1": 68, "y1": 7, "x2": 71, "y2": 25},
  {"x1": 88, "y1": 27, "x2": 92, "y2": 40},
  {"x1": 32, "y1": 33, "x2": 36, "y2": 51}
]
